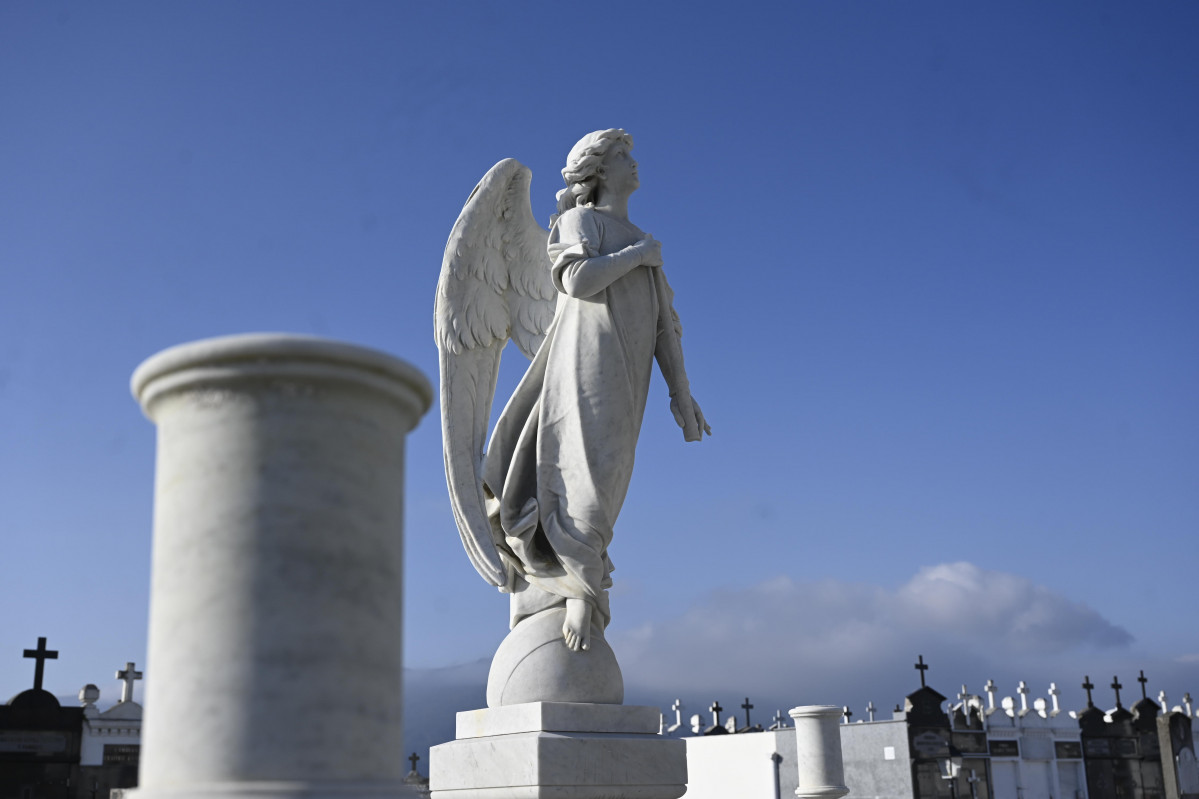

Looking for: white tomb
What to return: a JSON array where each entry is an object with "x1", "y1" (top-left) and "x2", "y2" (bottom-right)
[{"x1": 79, "y1": 663, "x2": 144, "y2": 767}]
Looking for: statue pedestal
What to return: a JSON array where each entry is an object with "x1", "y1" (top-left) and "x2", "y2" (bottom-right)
[{"x1": 429, "y1": 702, "x2": 686, "y2": 799}]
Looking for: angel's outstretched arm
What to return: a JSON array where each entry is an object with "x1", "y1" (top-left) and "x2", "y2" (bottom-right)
[{"x1": 653, "y1": 268, "x2": 710, "y2": 442}]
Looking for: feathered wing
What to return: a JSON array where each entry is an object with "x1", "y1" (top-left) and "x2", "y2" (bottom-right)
[{"x1": 434, "y1": 159, "x2": 556, "y2": 587}]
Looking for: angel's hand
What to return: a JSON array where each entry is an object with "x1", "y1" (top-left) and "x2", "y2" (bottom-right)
[
  {"x1": 635, "y1": 235, "x2": 663, "y2": 268},
  {"x1": 670, "y1": 395, "x2": 712, "y2": 440},
  {"x1": 692, "y1": 398, "x2": 712, "y2": 437}
]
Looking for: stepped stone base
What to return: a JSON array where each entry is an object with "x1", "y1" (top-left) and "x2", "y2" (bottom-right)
[{"x1": 430, "y1": 703, "x2": 686, "y2": 799}]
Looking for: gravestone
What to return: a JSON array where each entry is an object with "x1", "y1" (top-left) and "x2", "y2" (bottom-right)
[{"x1": 1080, "y1": 674, "x2": 1166, "y2": 799}]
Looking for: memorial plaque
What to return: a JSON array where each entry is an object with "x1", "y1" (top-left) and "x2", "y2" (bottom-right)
[
  {"x1": 989, "y1": 739, "x2": 1020, "y2": 757},
  {"x1": 1115, "y1": 737, "x2": 1138, "y2": 756},
  {"x1": 103, "y1": 744, "x2": 141, "y2": 765},
  {"x1": 1055, "y1": 740, "x2": 1083, "y2": 759},
  {"x1": 0, "y1": 730, "x2": 70, "y2": 756},
  {"x1": 912, "y1": 729, "x2": 951, "y2": 758},
  {"x1": 1085, "y1": 738, "x2": 1112, "y2": 756}
]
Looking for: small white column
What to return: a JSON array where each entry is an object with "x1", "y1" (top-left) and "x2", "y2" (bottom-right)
[
  {"x1": 789, "y1": 705, "x2": 849, "y2": 799},
  {"x1": 130, "y1": 334, "x2": 432, "y2": 799}
]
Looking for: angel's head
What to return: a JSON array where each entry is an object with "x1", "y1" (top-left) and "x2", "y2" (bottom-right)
[{"x1": 554, "y1": 129, "x2": 635, "y2": 219}]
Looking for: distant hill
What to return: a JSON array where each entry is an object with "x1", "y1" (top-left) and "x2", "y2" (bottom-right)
[{"x1": 402, "y1": 659, "x2": 488, "y2": 766}]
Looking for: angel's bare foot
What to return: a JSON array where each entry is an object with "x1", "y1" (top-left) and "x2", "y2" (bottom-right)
[{"x1": 563, "y1": 598, "x2": 592, "y2": 652}]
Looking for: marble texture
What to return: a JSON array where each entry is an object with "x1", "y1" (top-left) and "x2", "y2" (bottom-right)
[
  {"x1": 129, "y1": 333, "x2": 432, "y2": 799},
  {"x1": 456, "y1": 702, "x2": 659, "y2": 739},
  {"x1": 789, "y1": 706, "x2": 850, "y2": 799},
  {"x1": 486, "y1": 607, "x2": 622, "y2": 707},
  {"x1": 436, "y1": 130, "x2": 708, "y2": 673},
  {"x1": 430, "y1": 703, "x2": 685, "y2": 799}
]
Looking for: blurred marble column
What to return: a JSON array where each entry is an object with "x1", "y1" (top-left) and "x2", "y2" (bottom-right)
[
  {"x1": 130, "y1": 333, "x2": 432, "y2": 799},
  {"x1": 789, "y1": 705, "x2": 849, "y2": 799}
]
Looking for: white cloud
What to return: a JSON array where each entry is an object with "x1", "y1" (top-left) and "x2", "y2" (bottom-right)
[
  {"x1": 403, "y1": 565, "x2": 1196, "y2": 757},
  {"x1": 895, "y1": 563, "x2": 1133, "y2": 651},
  {"x1": 610, "y1": 561, "x2": 1135, "y2": 714}
]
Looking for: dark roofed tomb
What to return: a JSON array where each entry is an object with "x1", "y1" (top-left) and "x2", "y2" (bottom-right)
[{"x1": 1, "y1": 637, "x2": 142, "y2": 798}]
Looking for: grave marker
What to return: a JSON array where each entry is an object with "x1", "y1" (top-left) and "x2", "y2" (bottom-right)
[{"x1": 22, "y1": 637, "x2": 58, "y2": 692}]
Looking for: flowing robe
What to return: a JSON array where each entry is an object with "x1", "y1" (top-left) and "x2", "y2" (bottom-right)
[{"x1": 483, "y1": 206, "x2": 662, "y2": 630}]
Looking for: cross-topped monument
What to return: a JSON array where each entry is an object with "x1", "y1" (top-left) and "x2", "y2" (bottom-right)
[
  {"x1": 1137, "y1": 670, "x2": 1149, "y2": 700},
  {"x1": 668, "y1": 699, "x2": 683, "y2": 732},
  {"x1": 984, "y1": 679, "x2": 996, "y2": 711},
  {"x1": 866, "y1": 701, "x2": 876, "y2": 722},
  {"x1": 770, "y1": 710, "x2": 786, "y2": 730},
  {"x1": 1082, "y1": 676, "x2": 1096, "y2": 707},
  {"x1": 408, "y1": 753, "x2": 420, "y2": 773},
  {"x1": 966, "y1": 769, "x2": 982, "y2": 799},
  {"x1": 23, "y1": 636, "x2": 58, "y2": 691},
  {"x1": 741, "y1": 697, "x2": 754, "y2": 728},
  {"x1": 116, "y1": 661, "x2": 143, "y2": 703},
  {"x1": 1048, "y1": 683, "x2": 1061, "y2": 716},
  {"x1": 914, "y1": 654, "x2": 929, "y2": 688},
  {"x1": 1017, "y1": 680, "x2": 1030, "y2": 714},
  {"x1": 841, "y1": 706, "x2": 853, "y2": 724},
  {"x1": 1111, "y1": 676, "x2": 1124, "y2": 708},
  {"x1": 708, "y1": 701, "x2": 723, "y2": 728}
]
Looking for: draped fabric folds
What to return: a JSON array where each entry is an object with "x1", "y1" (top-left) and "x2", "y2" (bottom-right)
[{"x1": 483, "y1": 207, "x2": 662, "y2": 630}]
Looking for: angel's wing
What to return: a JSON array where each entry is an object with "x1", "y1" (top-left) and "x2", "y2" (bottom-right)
[{"x1": 434, "y1": 159, "x2": 556, "y2": 587}]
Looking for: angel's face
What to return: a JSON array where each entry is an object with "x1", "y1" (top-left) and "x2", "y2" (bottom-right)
[{"x1": 599, "y1": 143, "x2": 638, "y2": 197}]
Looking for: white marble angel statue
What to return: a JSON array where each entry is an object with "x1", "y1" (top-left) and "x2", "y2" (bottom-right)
[{"x1": 435, "y1": 129, "x2": 709, "y2": 661}]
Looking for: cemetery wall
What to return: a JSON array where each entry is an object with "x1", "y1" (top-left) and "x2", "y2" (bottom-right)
[{"x1": 839, "y1": 718, "x2": 913, "y2": 799}]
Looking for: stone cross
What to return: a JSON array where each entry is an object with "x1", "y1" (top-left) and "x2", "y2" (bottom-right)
[
  {"x1": 1082, "y1": 676, "x2": 1095, "y2": 708},
  {"x1": 841, "y1": 706, "x2": 853, "y2": 724},
  {"x1": 1184, "y1": 693, "x2": 1193, "y2": 717},
  {"x1": 866, "y1": 701, "x2": 877, "y2": 722},
  {"x1": 1137, "y1": 670, "x2": 1149, "y2": 700},
  {"x1": 771, "y1": 710, "x2": 786, "y2": 730},
  {"x1": 670, "y1": 699, "x2": 683, "y2": 731},
  {"x1": 984, "y1": 679, "x2": 997, "y2": 711},
  {"x1": 709, "y1": 701, "x2": 723, "y2": 727},
  {"x1": 1158, "y1": 690, "x2": 1168, "y2": 713},
  {"x1": 967, "y1": 769, "x2": 981, "y2": 799},
  {"x1": 1111, "y1": 676, "x2": 1124, "y2": 708},
  {"x1": 116, "y1": 662, "x2": 143, "y2": 703},
  {"x1": 1048, "y1": 683, "x2": 1061, "y2": 716},
  {"x1": 741, "y1": 697, "x2": 754, "y2": 728},
  {"x1": 408, "y1": 752, "x2": 420, "y2": 772},
  {"x1": 914, "y1": 654, "x2": 929, "y2": 688},
  {"x1": 23, "y1": 637, "x2": 58, "y2": 692},
  {"x1": 1017, "y1": 681, "x2": 1029, "y2": 714},
  {"x1": 958, "y1": 685, "x2": 970, "y2": 704}
]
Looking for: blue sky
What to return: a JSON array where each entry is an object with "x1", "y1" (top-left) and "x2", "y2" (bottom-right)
[{"x1": 2, "y1": 1, "x2": 1196, "y2": 738}]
